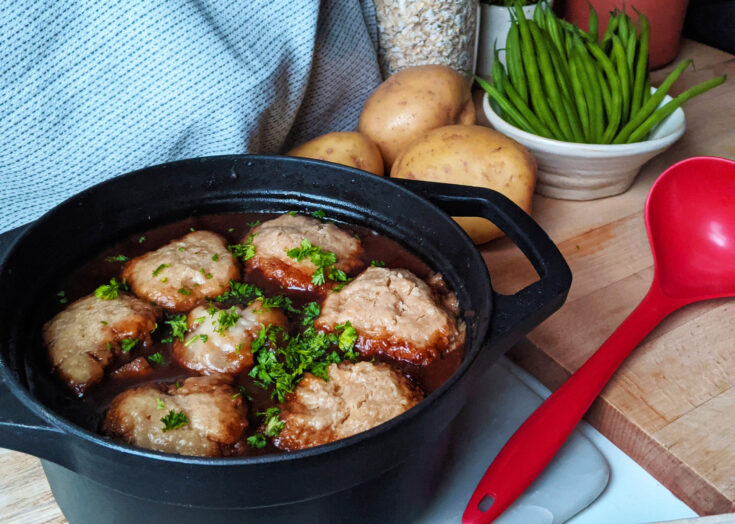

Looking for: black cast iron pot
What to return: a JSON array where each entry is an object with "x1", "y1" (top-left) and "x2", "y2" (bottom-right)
[{"x1": 0, "y1": 155, "x2": 571, "y2": 523}]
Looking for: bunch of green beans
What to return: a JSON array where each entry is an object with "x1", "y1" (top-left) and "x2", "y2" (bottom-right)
[{"x1": 479, "y1": 2, "x2": 726, "y2": 144}]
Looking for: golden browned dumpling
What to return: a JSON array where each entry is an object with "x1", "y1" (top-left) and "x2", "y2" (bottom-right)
[
  {"x1": 315, "y1": 267, "x2": 465, "y2": 365},
  {"x1": 246, "y1": 214, "x2": 364, "y2": 293},
  {"x1": 172, "y1": 301, "x2": 287, "y2": 375},
  {"x1": 273, "y1": 362, "x2": 422, "y2": 451},
  {"x1": 43, "y1": 293, "x2": 158, "y2": 396},
  {"x1": 103, "y1": 375, "x2": 248, "y2": 457},
  {"x1": 122, "y1": 231, "x2": 239, "y2": 312}
]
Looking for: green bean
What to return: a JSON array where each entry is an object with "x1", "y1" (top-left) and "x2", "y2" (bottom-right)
[
  {"x1": 559, "y1": 19, "x2": 593, "y2": 41},
  {"x1": 506, "y1": 22, "x2": 528, "y2": 104},
  {"x1": 475, "y1": 75, "x2": 536, "y2": 133},
  {"x1": 573, "y1": 46, "x2": 603, "y2": 142},
  {"x1": 588, "y1": 2, "x2": 599, "y2": 41},
  {"x1": 597, "y1": 65, "x2": 612, "y2": 122},
  {"x1": 515, "y1": 6, "x2": 563, "y2": 138},
  {"x1": 601, "y1": 10, "x2": 619, "y2": 43},
  {"x1": 613, "y1": 59, "x2": 691, "y2": 143},
  {"x1": 630, "y1": 13, "x2": 649, "y2": 116},
  {"x1": 618, "y1": 12, "x2": 629, "y2": 44},
  {"x1": 625, "y1": 21, "x2": 637, "y2": 72},
  {"x1": 545, "y1": 6, "x2": 567, "y2": 61},
  {"x1": 490, "y1": 67, "x2": 554, "y2": 138},
  {"x1": 569, "y1": 52, "x2": 591, "y2": 141},
  {"x1": 627, "y1": 75, "x2": 727, "y2": 142},
  {"x1": 529, "y1": 20, "x2": 576, "y2": 141},
  {"x1": 643, "y1": 76, "x2": 651, "y2": 104},
  {"x1": 492, "y1": 44, "x2": 505, "y2": 94},
  {"x1": 611, "y1": 35, "x2": 631, "y2": 124},
  {"x1": 542, "y1": 31, "x2": 584, "y2": 141},
  {"x1": 587, "y1": 42, "x2": 622, "y2": 143},
  {"x1": 533, "y1": 2, "x2": 546, "y2": 32}
]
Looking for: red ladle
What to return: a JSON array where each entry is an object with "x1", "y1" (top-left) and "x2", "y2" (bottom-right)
[{"x1": 464, "y1": 156, "x2": 735, "y2": 523}]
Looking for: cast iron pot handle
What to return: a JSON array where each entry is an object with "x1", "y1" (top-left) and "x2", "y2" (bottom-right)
[
  {"x1": 390, "y1": 179, "x2": 571, "y2": 342},
  {"x1": 0, "y1": 224, "x2": 70, "y2": 465}
]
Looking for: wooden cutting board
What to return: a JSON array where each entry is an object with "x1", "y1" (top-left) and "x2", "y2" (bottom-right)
[{"x1": 476, "y1": 39, "x2": 735, "y2": 516}]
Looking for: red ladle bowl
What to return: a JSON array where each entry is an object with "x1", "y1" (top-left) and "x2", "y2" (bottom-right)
[{"x1": 464, "y1": 156, "x2": 735, "y2": 523}]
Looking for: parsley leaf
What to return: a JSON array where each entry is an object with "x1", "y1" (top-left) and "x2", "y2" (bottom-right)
[
  {"x1": 260, "y1": 406, "x2": 285, "y2": 437},
  {"x1": 106, "y1": 254, "x2": 129, "y2": 263},
  {"x1": 165, "y1": 314, "x2": 188, "y2": 342},
  {"x1": 302, "y1": 302, "x2": 320, "y2": 325},
  {"x1": 152, "y1": 263, "x2": 170, "y2": 277},
  {"x1": 147, "y1": 352, "x2": 165, "y2": 365},
  {"x1": 247, "y1": 220, "x2": 261, "y2": 228},
  {"x1": 57, "y1": 290, "x2": 68, "y2": 304},
  {"x1": 228, "y1": 234, "x2": 256, "y2": 261},
  {"x1": 247, "y1": 434, "x2": 266, "y2": 448},
  {"x1": 285, "y1": 239, "x2": 347, "y2": 287},
  {"x1": 370, "y1": 260, "x2": 386, "y2": 267},
  {"x1": 258, "y1": 295, "x2": 300, "y2": 315},
  {"x1": 312, "y1": 267, "x2": 326, "y2": 286},
  {"x1": 120, "y1": 338, "x2": 138, "y2": 353},
  {"x1": 160, "y1": 409, "x2": 188, "y2": 432},
  {"x1": 177, "y1": 287, "x2": 191, "y2": 296},
  {"x1": 311, "y1": 209, "x2": 326, "y2": 219},
  {"x1": 156, "y1": 398, "x2": 166, "y2": 410},
  {"x1": 215, "y1": 280, "x2": 263, "y2": 303},
  {"x1": 95, "y1": 278, "x2": 128, "y2": 300},
  {"x1": 138, "y1": 236, "x2": 146, "y2": 244},
  {"x1": 336, "y1": 321, "x2": 359, "y2": 360},
  {"x1": 184, "y1": 334, "x2": 208, "y2": 347},
  {"x1": 211, "y1": 253, "x2": 219, "y2": 262},
  {"x1": 215, "y1": 306, "x2": 240, "y2": 334}
]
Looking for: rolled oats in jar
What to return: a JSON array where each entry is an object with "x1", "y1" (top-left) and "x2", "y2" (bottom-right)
[{"x1": 374, "y1": 0, "x2": 478, "y2": 78}]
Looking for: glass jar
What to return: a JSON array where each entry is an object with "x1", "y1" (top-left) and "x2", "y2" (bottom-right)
[{"x1": 374, "y1": 0, "x2": 479, "y2": 78}]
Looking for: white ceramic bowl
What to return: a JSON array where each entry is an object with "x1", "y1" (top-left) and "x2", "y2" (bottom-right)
[{"x1": 482, "y1": 91, "x2": 686, "y2": 200}]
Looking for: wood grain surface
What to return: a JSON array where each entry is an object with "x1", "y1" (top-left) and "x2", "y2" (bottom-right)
[
  {"x1": 1, "y1": 39, "x2": 733, "y2": 523},
  {"x1": 479, "y1": 39, "x2": 735, "y2": 516}
]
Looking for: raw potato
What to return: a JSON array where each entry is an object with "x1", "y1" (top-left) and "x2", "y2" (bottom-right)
[
  {"x1": 287, "y1": 132, "x2": 384, "y2": 176},
  {"x1": 358, "y1": 65, "x2": 475, "y2": 171},
  {"x1": 391, "y1": 125, "x2": 537, "y2": 244}
]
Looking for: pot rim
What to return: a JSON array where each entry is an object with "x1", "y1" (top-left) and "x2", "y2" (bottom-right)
[{"x1": 0, "y1": 154, "x2": 493, "y2": 466}]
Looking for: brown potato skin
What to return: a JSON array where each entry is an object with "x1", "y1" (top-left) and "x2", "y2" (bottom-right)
[
  {"x1": 358, "y1": 65, "x2": 475, "y2": 172},
  {"x1": 287, "y1": 131, "x2": 384, "y2": 176},
  {"x1": 391, "y1": 125, "x2": 537, "y2": 244}
]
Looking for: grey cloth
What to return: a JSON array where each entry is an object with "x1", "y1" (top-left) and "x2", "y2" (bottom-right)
[{"x1": 0, "y1": 0, "x2": 382, "y2": 232}]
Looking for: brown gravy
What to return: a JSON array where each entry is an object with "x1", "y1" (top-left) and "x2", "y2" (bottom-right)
[{"x1": 39, "y1": 212, "x2": 464, "y2": 456}]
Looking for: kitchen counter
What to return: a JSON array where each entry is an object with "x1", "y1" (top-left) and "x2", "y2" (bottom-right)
[{"x1": 477, "y1": 39, "x2": 735, "y2": 516}]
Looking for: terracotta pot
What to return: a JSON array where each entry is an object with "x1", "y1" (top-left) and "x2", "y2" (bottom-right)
[{"x1": 564, "y1": 0, "x2": 690, "y2": 69}]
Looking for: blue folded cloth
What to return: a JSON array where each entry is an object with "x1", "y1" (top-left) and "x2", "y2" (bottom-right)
[{"x1": 0, "y1": 0, "x2": 382, "y2": 232}]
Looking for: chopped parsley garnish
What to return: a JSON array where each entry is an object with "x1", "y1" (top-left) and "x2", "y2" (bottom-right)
[
  {"x1": 190, "y1": 227, "x2": 195, "y2": 232},
  {"x1": 160, "y1": 409, "x2": 188, "y2": 432},
  {"x1": 232, "y1": 385, "x2": 249, "y2": 399},
  {"x1": 148, "y1": 352, "x2": 165, "y2": 365},
  {"x1": 247, "y1": 434, "x2": 266, "y2": 448},
  {"x1": 215, "y1": 306, "x2": 240, "y2": 334},
  {"x1": 211, "y1": 253, "x2": 219, "y2": 262},
  {"x1": 177, "y1": 286, "x2": 191, "y2": 296},
  {"x1": 156, "y1": 398, "x2": 166, "y2": 410},
  {"x1": 57, "y1": 290, "x2": 68, "y2": 304},
  {"x1": 258, "y1": 295, "x2": 300, "y2": 315},
  {"x1": 152, "y1": 263, "x2": 170, "y2": 277},
  {"x1": 285, "y1": 239, "x2": 348, "y2": 286},
  {"x1": 287, "y1": 210, "x2": 297, "y2": 216},
  {"x1": 228, "y1": 235, "x2": 256, "y2": 261},
  {"x1": 336, "y1": 321, "x2": 358, "y2": 359},
  {"x1": 165, "y1": 314, "x2": 188, "y2": 342},
  {"x1": 311, "y1": 209, "x2": 326, "y2": 219},
  {"x1": 178, "y1": 247, "x2": 187, "y2": 252},
  {"x1": 106, "y1": 254, "x2": 129, "y2": 263},
  {"x1": 370, "y1": 260, "x2": 386, "y2": 267},
  {"x1": 120, "y1": 338, "x2": 138, "y2": 353},
  {"x1": 184, "y1": 334, "x2": 208, "y2": 347},
  {"x1": 234, "y1": 342, "x2": 244, "y2": 354},
  {"x1": 200, "y1": 268, "x2": 213, "y2": 279},
  {"x1": 215, "y1": 281, "x2": 263, "y2": 303},
  {"x1": 302, "y1": 302, "x2": 320, "y2": 325},
  {"x1": 106, "y1": 342, "x2": 112, "y2": 352},
  {"x1": 138, "y1": 236, "x2": 146, "y2": 244},
  {"x1": 175, "y1": 381, "x2": 183, "y2": 388},
  {"x1": 94, "y1": 278, "x2": 128, "y2": 300},
  {"x1": 247, "y1": 220, "x2": 261, "y2": 228},
  {"x1": 228, "y1": 227, "x2": 235, "y2": 233},
  {"x1": 260, "y1": 406, "x2": 285, "y2": 437}
]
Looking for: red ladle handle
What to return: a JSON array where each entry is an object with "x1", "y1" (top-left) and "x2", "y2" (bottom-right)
[{"x1": 463, "y1": 284, "x2": 685, "y2": 523}]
